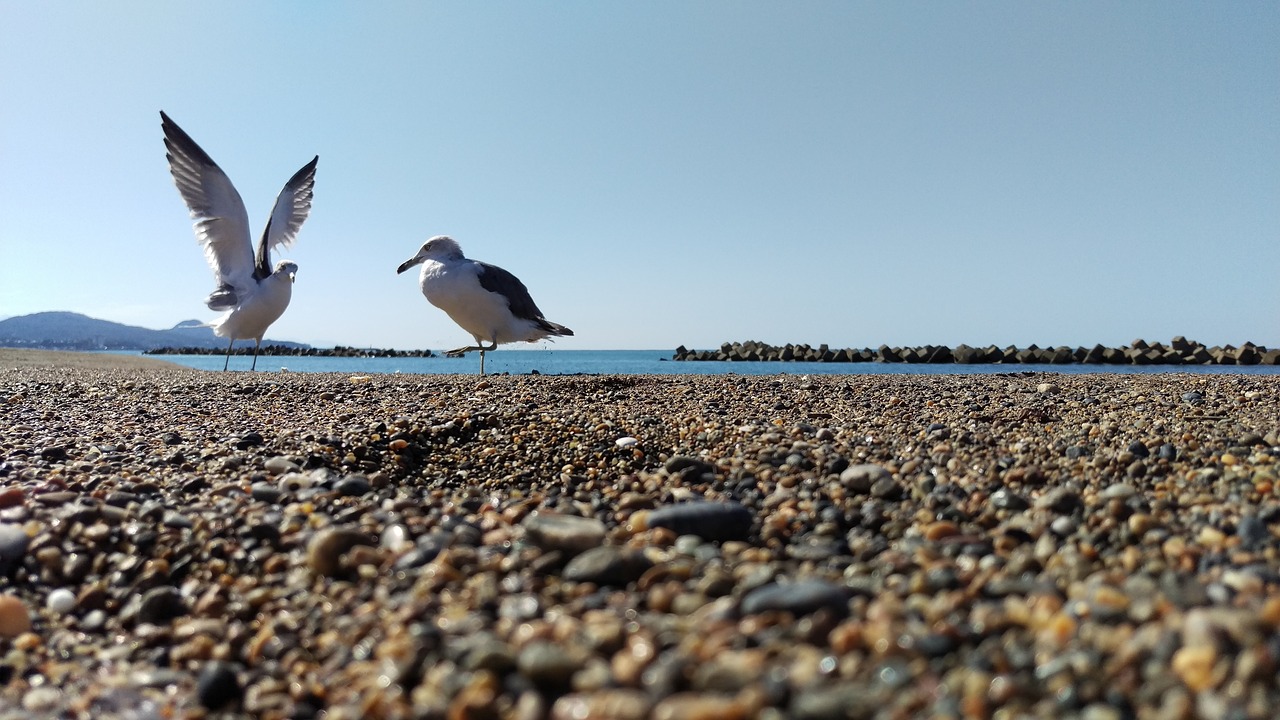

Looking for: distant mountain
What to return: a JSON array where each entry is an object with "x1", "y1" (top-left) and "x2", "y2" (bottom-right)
[{"x1": 0, "y1": 312, "x2": 308, "y2": 351}]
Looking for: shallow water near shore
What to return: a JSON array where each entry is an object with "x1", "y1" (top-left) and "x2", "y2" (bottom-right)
[{"x1": 125, "y1": 349, "x2": 1280, "y2": 375}]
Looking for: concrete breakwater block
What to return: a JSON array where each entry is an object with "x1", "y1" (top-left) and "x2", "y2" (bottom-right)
[{"x1": 672, "y1": 337, "x2": 1280, "y2": 365}]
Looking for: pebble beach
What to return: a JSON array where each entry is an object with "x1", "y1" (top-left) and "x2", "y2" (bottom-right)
[{"x1": 2, "y1": 351, "x2": 1280, "y2": 719}]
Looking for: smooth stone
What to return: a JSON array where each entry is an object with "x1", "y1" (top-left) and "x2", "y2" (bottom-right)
[
  {"x1": 664, "y1": 456, "x2": 716, "y2": 478},
  {"x1": 1035, "y1": 488, "x2": 1083, "y2": 514},
  {"x1": 1099, "y1": 483, "x2": 1138, "y2": 500},
  {"x1": 1127, "y1": 441, "x2": 1150, "y2": 458},
  {"x1": 46, "y1": 588, "x2": 76, "y2": 614},
  {"x1": 128, "y1": 586, "x2": 186, "y2": 625},
  {"x1": 0, "y1": 523, "x2": 29, "y2": 574},
  {"x1": 741, "y1": 579, "x2": 850, "y2": 616},
  {"x1": 1237, "y1": 515, "x2": 1268, "y2": 550},
  {"x1": 647, "y1": 502, "x2": 753, "y2": 542},
  {"x1": 335, "y1": 474, "x2": 372, "y2": 496},
  {"x1": 234, "y1": 432, "x2": 264, "y2": 449},
  {"x1": 562, "y1": 546, "x2": 652, "y2": 586},
  {"x1": 250, "y1": 483, "x2": 284, "y2": 504},
  {"x1": 307, "y1": 527, "x2": 376, "y2": 578},
  {"x1": 523, "y1": 512, "x2": 607, "y2": 555},
  {"x1": 380, "y1": 524, "x2": 411, "y2": 551},
  {"x1": 0, "y1": 593, "x2": 32, "y2": 638},
  {"x1": 551, "y1": 690, "x2": 652, "y2": 720},
  {"x1": 839, "y1": 464, "x2": 891, "y2": 493},
  {"x1": 196, "y1": 661, "x2": 241, "y2": 710},
  {"x1": 990, "y1": 488, "x2": 1030, "y2": 511},
  {"x1": 263, "y1": 456, "x2": 300, "y2": 474},
  {"x1": 516, "y1": 641, "x2": 582, "y2": 689}
]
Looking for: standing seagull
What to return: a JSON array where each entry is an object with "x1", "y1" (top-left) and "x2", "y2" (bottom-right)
[
  {"x1": 160, "y1": 111, "x2": 318, "y2": 371},
  {"x1": 397, "y1": 236, "x2": 573, "y2": 375}
]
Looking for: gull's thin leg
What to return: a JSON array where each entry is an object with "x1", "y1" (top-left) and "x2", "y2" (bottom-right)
[
  {"x1": 251, "y1": 339, "x2": 262, "y2": 372},
  {"x1": 223, "y1": 338, "x2": 234, "y2": 371},
  {"x1": 446, "y1": 345, "x2": 484, "y2": 357},
  {"x1": 478, "y1": 340, "x2": 497, "y2": 376}
]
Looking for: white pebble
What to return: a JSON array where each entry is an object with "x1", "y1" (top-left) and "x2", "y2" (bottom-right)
[
  {"x1": 615, "y1": 437, "x2": 638, "y2": 448},
  {"x1": 46, "y1": 588, "x2": 76, "y2": 614}
]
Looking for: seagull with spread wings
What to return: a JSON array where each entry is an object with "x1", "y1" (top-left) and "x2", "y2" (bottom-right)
[{"x1": 161, "y1": 111, "x2": 317, "y2": 371}]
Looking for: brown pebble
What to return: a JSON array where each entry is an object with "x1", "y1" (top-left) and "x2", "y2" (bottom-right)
[
  {"x1": 0, "y1": 594, "x2": 32, "y2": 638},
  {"x1": 923, "y1": 520, "x2": 961, "y2": 541},
  {"x1": 1171, "y1": 645, "x2": 1218, "y2": 692},
  {"x1": 551, "y1": 690, "x2": 652, "y2": 720},
  {"x1": 651, "y1": 693, "x2": 747, "y2": 720}
]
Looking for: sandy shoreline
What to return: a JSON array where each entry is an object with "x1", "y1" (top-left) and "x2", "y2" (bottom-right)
[
  {"x1": 0, "y1": 348, "x2": 190, "y2": 371},
  {"x1": 1, "y1": 368, "x2": 1278, "y2": 717}
]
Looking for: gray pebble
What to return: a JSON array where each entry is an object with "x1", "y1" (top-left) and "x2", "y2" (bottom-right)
[
  {"x1": 523, "y1": 512, "x2": 607, "y2": 555},
  {"x1": 562, "y1": 545, "x2": 652, "y2": 586},
  {"x1": 647, "y1": 501, "x2": 753, "y2": 542},
  {"x1": 741, "y1": 579, "x2": 849, "y2": 616},
  {"x1": 839, "y1": 463, "x2": 891, "y2": 493},
  {"x1": 196, "y1": 661, "x2": 241, "y2": 710},
  {"x1": 0, "y1": 523, "x2": 30, "y2": 574}
]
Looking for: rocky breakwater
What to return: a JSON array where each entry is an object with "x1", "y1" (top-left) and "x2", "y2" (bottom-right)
[
  {"x1": 676, "y1": 337, "x2": 1280, "y2": 365},
  {"x1": 1, "y1": 368, "x2": 1280, "y2": 718},
  {"x1": 145, "y1": 345, "x2": 436, "y2": 358}
]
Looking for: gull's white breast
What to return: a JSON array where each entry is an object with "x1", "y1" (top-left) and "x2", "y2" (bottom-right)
[{"x1": 419, "y1": 260, "x2": 541, "y2": 344}]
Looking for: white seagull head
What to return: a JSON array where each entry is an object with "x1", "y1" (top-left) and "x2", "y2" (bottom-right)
[
  {"x1": 397, "y1": 235, "x2": 463, "y2": 274},
  {"x1": 275, "y1": 260, "x2": 298, "y2": 282}
]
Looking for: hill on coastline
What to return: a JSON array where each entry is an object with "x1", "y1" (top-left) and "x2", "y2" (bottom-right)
[{"x1": 0, "y1": 312, "x2": 308, "y2": 351}]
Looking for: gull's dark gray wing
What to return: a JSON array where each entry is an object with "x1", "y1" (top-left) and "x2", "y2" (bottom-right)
[
  {"x1": 476, "y1": 261, "x2": 546, "y2": 321},
  {"x1": 255, "y1": 155, "x2": 318, "y2": 279}
]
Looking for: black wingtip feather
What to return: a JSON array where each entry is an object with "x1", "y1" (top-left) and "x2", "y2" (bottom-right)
[{"x1": 159, "y1": 111, "x2": 219, "y2": 169}]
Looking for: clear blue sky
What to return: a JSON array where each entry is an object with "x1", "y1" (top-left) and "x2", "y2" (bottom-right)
[{"x1": 2, "y1": 2, "x2": 1277, "y2": 351}]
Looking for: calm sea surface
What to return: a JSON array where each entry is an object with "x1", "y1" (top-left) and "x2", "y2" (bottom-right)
[{"x1": 125, "y1": 350, "x2": 1280, "y2": 376}]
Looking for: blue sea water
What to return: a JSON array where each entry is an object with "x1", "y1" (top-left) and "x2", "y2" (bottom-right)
[{"x1": 127, "y1": 350, "x2": 1280, "y2": 376}]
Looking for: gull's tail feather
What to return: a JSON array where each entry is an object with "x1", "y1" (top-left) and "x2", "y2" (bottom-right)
[{"x1": 537, "y1": 320, "x2": 573, "y2": 337}]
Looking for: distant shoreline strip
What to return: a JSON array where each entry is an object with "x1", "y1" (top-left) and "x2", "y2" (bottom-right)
[
  {"x1": 673, "y1": 338, "x2": 1280, "y2": 365},
  {"x1": 143, "y1": 346, "x2": 436, "y2": 358}
]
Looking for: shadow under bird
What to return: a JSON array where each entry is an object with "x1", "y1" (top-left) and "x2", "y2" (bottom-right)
[
  {"x1": 160, "y1": 111, "x2": 318, "y2": 371},
  {"x1": 397, "y1": 236, "x2": 573, "y2": 375}
]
